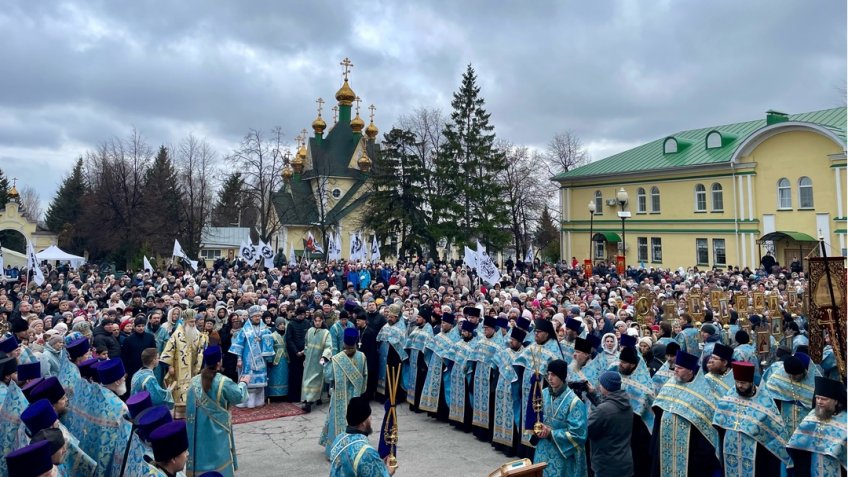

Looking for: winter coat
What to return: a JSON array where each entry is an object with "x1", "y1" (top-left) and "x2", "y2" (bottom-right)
[
  {"x1": 587, "y1": 388, "x2": 633, "y2": 476},
  {"x1": 92, "y1": 325, "x2": 121, "y2": 359}
]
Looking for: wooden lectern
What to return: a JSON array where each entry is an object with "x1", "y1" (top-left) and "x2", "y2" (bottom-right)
[{"x1": 488, "y1": 459, "x2": 547, "y2": 477}]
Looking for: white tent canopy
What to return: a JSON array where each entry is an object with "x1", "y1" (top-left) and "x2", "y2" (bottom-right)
[{"x1": 36, "y1": 245, "x2": 86, "y2": 268}]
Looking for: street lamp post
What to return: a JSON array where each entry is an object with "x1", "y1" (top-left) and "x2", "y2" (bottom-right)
[
  {"x1": 616, "y1": 188, "x2": 630, "y2": 269},
  {"x1": 587, "y1": 200, "x2": 596, "y2": 262}
]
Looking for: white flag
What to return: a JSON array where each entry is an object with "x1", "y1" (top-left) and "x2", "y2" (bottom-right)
[
  {"x1": 288, "y1": 242, "x2": 297, "y2": 267},
  {"x1": 328, "y1": 232, "x2": 342, "y2": 261},
  {"x1": 463, "y1": 246, "x2": 479, "y2": 270},
  {"x1": 477, "y1": 250, "x2": 502, "y2": 285},
  {"x1": 0, "y1": 242, "x2": 4, "y2": 278},
  {"x1": 306, "y1": 232, "x2": 324, "y2": 254},
  {"x1": 173, "y1": 240, "x2": 189, "y2": 261},
  {"x1": 524, "y1": 246, "x2": 534, "y2": 264},
  {"x1": 350, "y1": 232, "x2": 364, "y2": 261},
  {"x1": 27, "y1": 240, "x2": 45, "y2": 286},
  {"x1": 143, "y1": 255, "x2": 154, "y2": 273},
  {"x1": 239, "y1": 241, "x2": 256, "y2": 264},
  {"x1": 259, "y1": 240, "x2": 275, "y2": 269},
  {"x1": 370, "y1": 235, "x2": 381, "y2": 262}
]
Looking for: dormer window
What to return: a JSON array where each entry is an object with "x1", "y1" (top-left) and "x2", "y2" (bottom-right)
[
  {"x1": 706, "y1": 131, "x2": 722, "y2": 149},
  {"x1": 663, "y1": 137, "x2": 690, "y2": 154}
]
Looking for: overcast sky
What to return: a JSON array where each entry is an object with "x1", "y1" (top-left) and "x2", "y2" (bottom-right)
[{"x1": 1, "y1": 1, "x2": 845, "y2": 212}]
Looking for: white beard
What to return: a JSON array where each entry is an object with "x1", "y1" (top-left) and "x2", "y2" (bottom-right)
[
  {"x1": 109, "y1": 382, "x2": 127, "y2": 396},
  {"x1": 184, "y1": 325, "x2": 199, "y2": 343}
]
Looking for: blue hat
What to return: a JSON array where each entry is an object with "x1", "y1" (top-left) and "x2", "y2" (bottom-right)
[
  {"x1": 344, "y1": 299, "x2": 358, "y2": 312},
  {"x1": 0, "y1": 335, "x2": 18, "y2": 353},
  {"x1": 460, "y1": 320, "x2": 476, "y2": 333},
  {"x1": 136, "y1": 405, "x2": 173, "y2": 442},
  {"x1": 619, "y1": 334, "x2": 637, "y2": 349},
  {"x1": 343, "y1": 328, "x2": 359, "y2": 346},
  {"x1": 150, "y1": 420, "x2": 188, "y2": 463},
  {"x1": 17, "y1": 362, "x2": 41, "y2": 381},
  {"x1": 675, "y1": 351, "x2": 700, "y2": 372},
  {"x1": 66, "y1": 337, "x2": 90, "y2": 360},
  {"x1": 794, "y1": 352, "x2": 811, "y2": 370},
  {"x1": 126, "y1": 391, "x2": 152, "y2": 420},
  {"x1": 515, "y1": 316, "x2": 531, "y2": 331},
  {"x1": 97, "y1": 358, "x2": 125, "y2": 385},
  {"x1": 599, "y1": 371, "x2": 622, "y2": 392},
  {"x1": 565, "y1": 318, "x2": 582, "y2": 332},
  {"x1": 5, "y1": 440, "x2": 53, "y2": 477},
  {"x1": 441, "y1": 312, "x2": 455, "y2": 326},
  {"x1": 203, "y1": 346, "x2": 222, "y2": 368},
  {"x1": 77, "y1": 358, "x2": 99, "y2": 381},
  {"x1": 496, "y1": 317, "x2": 509, "y2": 329},
  {"x1": 22, "y1": 378, "x2": 44, "y2": 403},
  {"x1": 30, "y1": 377, "x2": 65, "y2": 405},
  {"x1": 21, "y1": 399, "x2": 58, "y2": 436},
  {"x1": 197, "y1": 472, "x2": 224, "y2": 477}
]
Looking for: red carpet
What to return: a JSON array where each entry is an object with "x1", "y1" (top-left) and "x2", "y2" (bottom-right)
[{"x1": 231, "y1": 401, "x2": 305, "y2": 425}]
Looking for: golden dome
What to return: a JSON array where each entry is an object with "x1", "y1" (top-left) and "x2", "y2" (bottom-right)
[
  {"x1": 281, "y1": 164, "x2": 293, "y2": 182},
  {"x1": 7, "y1": 185, "x2": 19, "y2": 199},
  {"x1": 292, "y1": 143, "x2": 307, "y2": 174},
  {"x1": 365, "y1": 121, "x2": 378, "y2": 140},
  {"x1": 358, "y1": 142, "x2": 372, "y2": 172},
  {"x1": 335, "y1": 80, "x2": 356, "y2": 106},
  {"x1": 312, "y1": 116, "x2": 327, "y2": 134},
  {"x1": 350, "y1": 113, "x2": 365, "y2": 134}
]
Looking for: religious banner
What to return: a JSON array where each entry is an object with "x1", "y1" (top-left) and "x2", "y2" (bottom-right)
[
  {"x1": 463, "y1": 246, "x2": 479, "y2": 270},
  {"x1": 583, "y1": 259, "x2": 592, "y2": 277},
  {"x1": 615, "y1": 255, "x2": 625, "y2": 275},
  {"x1": 288, "y1": 242, "x2": 297, "y2": 267},
  {"x1": 477, "y1": 251, "x2": 502, "y2": 285},
  {"x1": 173, "y1": 239, "x2": 199, "y2": 271},
  {"x1": 258, "y1": 240, "x2": 275, "y2": 269},
  {"x1": 349, "y1": 232, "x2": 364, "y2": 261},
  {"x1": 524, "y1": 245, "x2": 534, "y2": 264},
  {"x1": 807, "y1": 256, "x2": 846, "y2": 381},
  {"x1": 306, "y1": 231, "x2": 324, "y2": 254},
  {"x1": 26, "y1": 239, "x2": 45, "y2": 286},
  {"x1": 143, "y1": 255, "x2": 154, "y2": 273},
  {"x1": 370, "y1": 235, "x2": 381, "y2": 262},
  {"x1": 327, "y1": 232, "x2": 342, "y2": 261},
  {"x1": 239, "y1": 241, "x2": 256, "y2": 265}
]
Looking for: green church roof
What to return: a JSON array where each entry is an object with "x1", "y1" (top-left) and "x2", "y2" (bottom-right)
[{"x1": 553, "y1": 107, "x2": 846, "y2": 181}]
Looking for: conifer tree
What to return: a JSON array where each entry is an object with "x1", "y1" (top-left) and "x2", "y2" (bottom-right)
[
  {"x1": 211, "y1": 172, "x2": 246, "y2": 227},
  {"x1": 434, "y1": 64, "x2": 509, "y2": 249},
  {"x1": 141, "y1": 146, "x2": 183, "y2": 255},
  {"x1": 45, "y1": 158, "x2": 87, "y2": 232},
  {"x1": 535, "y1": 205, "x2": 560, "y2": 262}
]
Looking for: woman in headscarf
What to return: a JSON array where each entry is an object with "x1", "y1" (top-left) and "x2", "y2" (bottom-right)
[{"x1": 600, "y1": 332, "x2": 619, "y2": 368}]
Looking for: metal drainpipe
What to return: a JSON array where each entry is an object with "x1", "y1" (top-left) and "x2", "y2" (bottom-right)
[{"x1": 731, "y1": 161, "x2": 740, "y2": 267}]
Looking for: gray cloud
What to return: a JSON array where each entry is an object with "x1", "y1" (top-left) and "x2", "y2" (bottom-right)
[{"x1": 0, "y1": 0, "x2": 844, "y2": 210}]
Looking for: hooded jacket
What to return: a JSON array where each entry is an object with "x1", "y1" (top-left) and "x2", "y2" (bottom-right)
[{"x1": 587, "y1": 388, "x2": 633, "y2": 476}]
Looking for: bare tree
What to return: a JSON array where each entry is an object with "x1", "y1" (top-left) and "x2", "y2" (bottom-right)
[
  {"x1": 545, "y1": 131, "x2": 589, "y2": 176},
  {"x1": 499, "y1": 142, "x2": 550, "y2": 259},
  {"x1": 227, "y1": 128, "x2": 288, "y2": 242},
  {"x1": 176, "y1": 134, "x2": 217, "y2": 256},
  {"x1": 18, "y1": 186, "x2": 43, "y2": 224}
]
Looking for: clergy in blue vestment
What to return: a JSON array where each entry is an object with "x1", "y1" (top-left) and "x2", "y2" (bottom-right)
[
  {"x1": 329, "y1": 311, "x2": 355, "y2": 356},
  {"x1": 80, "y1": 358, "x2": 132, "y2": 477},
  {"x1": 30, "y1": 428, "x2": 70, "y2": 477},
  {"x1": 712, "y1": 361, "x2": 791, "y2": 476},
  {"x1": 21, "y1": 396, "x2": 98, "y2": 477},
  {"x1": 186, "y1": 345, "x2": 249, "y2": 477},
  {"x1": 130, "y1": 349, "x2": 174, "y2": 409},
  {"x1": 731, "y1": 330, "x2": 761, "y2": 384},
  {"x1": 320, "y1": 328, "x2": 367, "y2": 457},
  {"x1": 404, "y1": 306, "x2": 433, "y2": 412},
  {"x1": 0, "y1": 351, "x2": 17, "y2": 404},
  {"x1": 763, "y1": 353, "x2": 821, "y2": 437},
  {"x1": 559, "y1": 318, "x2": 584, "y2": 365},
  {"x1": 126, "y1": 403, "x2": 172, "y2": 477},
  {"x1": 145, "y1": 310, "x2": 170, "y2": 385},
  {"x1": 329, "y1": 395, "x2": 395, "y2": 477},
  {"x1": 146, "y1": 421, "x2": 189, "y2": 477},
  {"x1": 469, "y1": 315, "x2": 502, "y2": 441},
  {"x1": 266, "y1": 318, "x2": 289, "y2": 400},
  {"x1": 651, "y1": 341, "x2": 678, "y2": 394},
  {"x1": 531, "y1": 359, "x2": 588, "y2": 477},
  {"x1": 445, "y1": 320, "x2": 478, "y2": 431},
  {"x1": 4, "y1": 440, "x2": 55, "y2": 477},
  {"x1": 702, "y1": 342, "x2": 735, "y2": 401},
  {"x1": 566, "y1": 336, "x2": 602, "y2": 409},
  {"x1": 228, "y1": 306, "x2": 274, "y2": 409},
  {"x1": 512, "y1": 319, "x2": 565, "y2": 457},
  {"x1": 418, "y1": 313, "x2": 459, "y2": 421},
  {"x1": 650, "y1": 350, "x2": 721, "y2": 477},
  {"x1": 121, "y1": 391, "x2": 153, "y2": 477},
  {"x1": 786, "y1": 376, "x2": 847, "y2": 477},
  {"x1": 675, "y1": 314, "x2": 701, "y2": 358},
  {"x1": 376, "y1": 304, "x2": 408, "y2": 403},
  {"x1": 491, "y1": 328, "x2": 525, "y2": 457},
  {"x1": 617, "y1": 345, "x2": 655, "y2": 477}
]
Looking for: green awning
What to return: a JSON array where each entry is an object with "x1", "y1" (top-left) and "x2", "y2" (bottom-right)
[
  {"x1": 759, "y1": 231, "x2": 818, "y2": 242},
  {"x1": 593, "y1": 232, "x2": 621, "y2": 243}
]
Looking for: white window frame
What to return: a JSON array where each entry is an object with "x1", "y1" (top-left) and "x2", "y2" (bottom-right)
[
  {"x1": 711, "y1": 183, "x2": 724, "y2": 211},
  {"x1": 712, "y1": 238, "x2": 726, "y2": 265},
  {"x1": 637, "y1": 237, "x2": 648, "y2": 262},
  {"x1": 594, "y1": 191, "x2": 603, "y2": 215},
  {"x1": 636, "y1": 187, "x2": 646, "y2": 213},
  {"x1": 650, "y1": 186, "x2": 661, "y2": 213},
  {"x1": 650, "y1": 237, "x2": 662, "y2": 263},
  {"x1": 694, "y1": 184, "x2": 707, "y2": 212},
  {"x1": 696, "y1": 238, "x2": 709, "y2": 265},
  {"x1": 777, "y1": 178, "x2": 792, "y2": 209},
  {"x1": 798, "y1": 176, "x2": 813, "y2": 208}
]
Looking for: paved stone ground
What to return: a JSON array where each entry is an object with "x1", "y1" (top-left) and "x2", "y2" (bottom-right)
[{"x1": 234, "y1": 401, "x2": 511, "y2": 476}]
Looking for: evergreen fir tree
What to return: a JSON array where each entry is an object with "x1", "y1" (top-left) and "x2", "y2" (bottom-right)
[
  {"x1": 211, "y1": 172, "x2": 246, "y2": 227},
  {"x1": 45, "y1": 158, "x2": 87, "y2": 232},
  {"x1": 434, "y1": 64, "x2": 509, "y2": 249},
  {"x1": 362, "y1": 128, "x2": 430, "y2": 258},
  {"x1": 535, "y1": 205, "x2": 560, "y2": 262},
  {"x1": 141, "y1": 146, "x2": 184, "y2": 256},
  {"x1": 0, "y1": 169, "x2": 9, "y2": 208}
]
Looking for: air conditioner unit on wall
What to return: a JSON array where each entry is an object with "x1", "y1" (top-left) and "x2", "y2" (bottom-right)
[{"x1": 605, "y1": 199, "x2": 617, "y2": 206}]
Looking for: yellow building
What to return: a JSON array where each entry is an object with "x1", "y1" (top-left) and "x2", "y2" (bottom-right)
[
  {"x1": 554, "y1": 108, "x2": 846, "y2": 270},
  {"x1": 273, "y1": 58, "x2": 379, "y2": 260}
]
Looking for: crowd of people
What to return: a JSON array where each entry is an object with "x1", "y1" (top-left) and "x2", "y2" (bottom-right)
[{"x1": 0, "y1": 255, "x2": 844, "y2": 477}]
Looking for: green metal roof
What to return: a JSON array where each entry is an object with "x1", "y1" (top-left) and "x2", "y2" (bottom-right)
[
  {"x1": 593, "y1": 231, "x2": 621, "y2": 242},
  {"x1": 759, "y1": 231, "x2": 818, "y2": 242},
  {"x1": 553, "y1": 107, "x2": 846, "y2": 181}
]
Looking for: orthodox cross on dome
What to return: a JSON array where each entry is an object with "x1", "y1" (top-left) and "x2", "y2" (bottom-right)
[
  {"x1": 11, "y1": 178, "x2": 17, "y2": 187},
  {"x1": 301, "y1": 128, "x2": 309, "y2": 140},
  {"x1": 316, "y1": 97, "x2": 325, "y2": 117},
  {"x1": 340, "y1": 57, "x2": 354, "y2": 81},
  {"x1": 284, "y1": 149, "x2": 292, "y2": 162},
  {"x1": 354, "y1": 96, "x2": 362, "y2": 115},
  {"x1": 332, "y1": 105, "x2": 339, "y2": 123},
  {"x1": 295, "y1": 133, "x2": 303, "y2": 148},
  {"x1": 368, "y1": 104, "x2": 376, "y2": 122}
]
